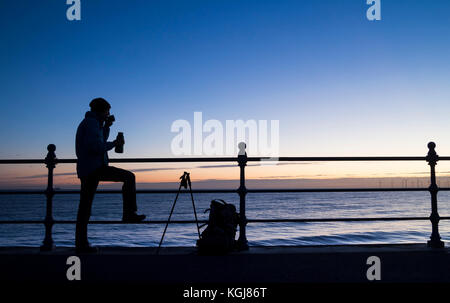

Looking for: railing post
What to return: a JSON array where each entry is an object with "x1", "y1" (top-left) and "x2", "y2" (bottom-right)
[
  {"x1": 40, "y1": 144, "x2": 57, "y2": 251},
  {"x1": 426, "y1": 142, "x2": 444, "y2": 248},
  {"x1": 237, "y1": 142, "x2": 249, "y2": 250}
]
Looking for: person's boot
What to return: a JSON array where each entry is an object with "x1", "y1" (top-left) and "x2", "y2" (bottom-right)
[{"x1": 122, "y1": 212, "x2": 146, "y2": 223}]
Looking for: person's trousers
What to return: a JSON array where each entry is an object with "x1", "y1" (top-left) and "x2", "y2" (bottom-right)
[{"x1": 76, "y1": 165, "x2": 137, "y2": 246}]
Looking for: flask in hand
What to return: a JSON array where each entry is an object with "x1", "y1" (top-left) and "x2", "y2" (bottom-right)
[{"x1": 115, "y1": 132, "x2": 124, "y2": 153}]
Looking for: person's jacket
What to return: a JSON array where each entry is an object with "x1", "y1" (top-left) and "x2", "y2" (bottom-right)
[{"x1": 75, "y1": 111, "x2": 115, "y2": 179}]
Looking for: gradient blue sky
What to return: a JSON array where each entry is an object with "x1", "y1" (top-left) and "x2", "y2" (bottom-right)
[{"x1": 1, "y1": 0, "x2": 450, "y2": 185}]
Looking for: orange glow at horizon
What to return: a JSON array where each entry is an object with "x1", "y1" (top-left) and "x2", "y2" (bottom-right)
[{"x1": 2, "y1": 160, "x2": 450, "y2": 189}]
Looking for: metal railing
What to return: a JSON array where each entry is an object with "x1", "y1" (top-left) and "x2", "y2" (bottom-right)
[{"x1": 0, "y1": 142, "x2": 448, "y2": 251}]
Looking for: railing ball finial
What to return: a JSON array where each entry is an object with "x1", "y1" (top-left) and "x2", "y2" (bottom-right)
[
  {"x1": 428, "y1": 142, "x2": 436, "y2": 154},
  {"x1": 238, "y1": 142, "x2": 246, "y2": 156},
  {"x1": 45, "y1": 144, "x2": 57, "y2": 169},
  {"x1": 426, "y1": 142, "x2": 438, "y2": 166},
  {"x1": 47, "y1": 144, "x2": 56, "y2": 153}
]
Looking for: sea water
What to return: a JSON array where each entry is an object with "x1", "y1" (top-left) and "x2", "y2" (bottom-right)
[{"x1": 1, "y1": 191, "x2": 450, "y2": 247}]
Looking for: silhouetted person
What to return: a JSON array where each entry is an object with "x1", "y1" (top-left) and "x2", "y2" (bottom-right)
[{"x1": 75, "y1": 98, "x2": 146, "y2": 253}]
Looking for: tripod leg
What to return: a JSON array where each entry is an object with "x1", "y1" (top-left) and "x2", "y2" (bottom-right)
[
  {"x1": 156, "y1": 183, "x2": 182, "y2": 255},
  {"x1": 189, "y1": 182, "x2": 201, "y2": 239}
]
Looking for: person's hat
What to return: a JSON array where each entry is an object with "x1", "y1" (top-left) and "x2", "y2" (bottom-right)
[{"x1": 89, "y1": 98, "x2": 111, "y2": 112}]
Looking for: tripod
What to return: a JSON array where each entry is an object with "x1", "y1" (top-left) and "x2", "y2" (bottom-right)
[{"x1": 156, "y1": 172, "x2": 201, "y2": 255}]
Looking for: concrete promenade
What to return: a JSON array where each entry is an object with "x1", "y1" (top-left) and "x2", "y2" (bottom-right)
[{"x1": 0, "y1": 244, "x2": 449, "y2": 284}]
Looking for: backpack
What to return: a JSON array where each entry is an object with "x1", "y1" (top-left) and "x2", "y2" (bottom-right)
[{"x1": 196, "y1": 199, "x2": 240, "y2": 255}]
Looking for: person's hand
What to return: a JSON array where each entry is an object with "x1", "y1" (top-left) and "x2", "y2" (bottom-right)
[
  {"x1": 115, "y1": 136, "x2": 125, "y2": 146},
  {"x1": 104, "y1": 115, "x2": 115, "y2": 128},
  {"x1": 105, "y1": 119, "x2": 114, "y2": 128}
]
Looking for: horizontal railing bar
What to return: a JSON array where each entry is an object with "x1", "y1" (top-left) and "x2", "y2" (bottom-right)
[
  {"x1": 0, "y1": 220, "x2": 44, "y2": 224},
  {"x1": 0, "y1": 220, "x2": 207, "y2": 224},
  {"x1": 248, "y1": 217, "x2": 450, "y2": 223},
  {"x1": 257, "y1": 156, "x2": 428, "y2": 161},
  {"x1": 0, "y1": 158, "x2": 237, "y2": 164},
  {"x1": 0, "y1": 189, "x2": 236, "y2": 194},
  {"x1": 0, "y1": 160, "x2": 45, "y2": 164},
  {"x1": 3, "y1": 188, "x2": 450, "y2": 195},
  {"x1": 1, "y1": 217, "x2": 450, "y2": 225},
  {"x1": 3, "y1": 156, "x2": 450, "y2": 165},
  {"x1": 247, "y1": 188, "x2": 438, "y2": 193}
]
